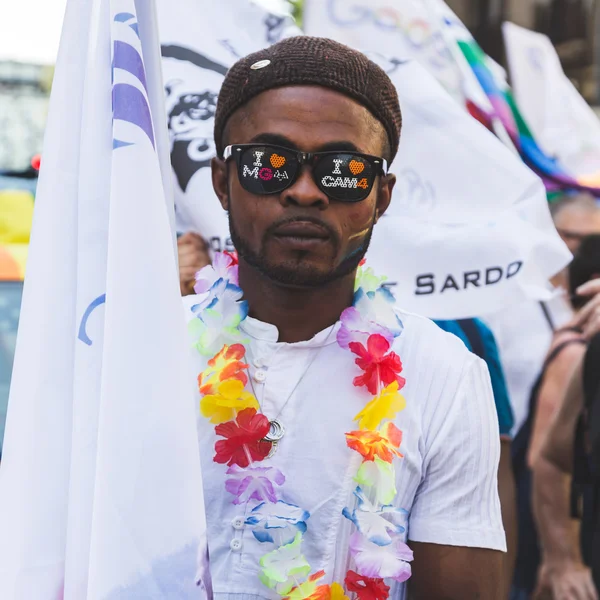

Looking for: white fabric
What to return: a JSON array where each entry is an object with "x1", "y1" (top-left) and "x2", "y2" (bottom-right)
[
  {"x1": 484, "y1": 292, "x2": 572, "y2": 436},
  {"x1": 503, "y1": 22, "x2": 600, "y2": 183},
  {"x1": 365, "y1": 59, "x2": 570, "y2": 319},
  {"x1": 0, "y1": 1, "x2": 208, "y2": 597},
  {"x1": 158, "y1": 0, "x2": 300, "y2": 238},
  {"x1": 184, "y1": 296, "x2": 506, "y2": 598}
]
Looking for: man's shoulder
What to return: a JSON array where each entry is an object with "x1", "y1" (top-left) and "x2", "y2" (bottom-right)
[{"x1": 394, "y1": 307, "x2": 478, "y2": 369}]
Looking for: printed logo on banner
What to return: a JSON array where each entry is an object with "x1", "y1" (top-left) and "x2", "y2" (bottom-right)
[
  {"x1": 325, "y1": 0, "x2": 452, "y2": 71},
  {"x1": 264, "y1": 14, "x2": 289, "y2": 43},
  {"x1": 394, "y1": 168, "x2": 436, "y2": 214},
  {"x1": 161, "y1": 44, "x2": 229, "y2": 192},
  {"x1": 415, "y1": 261, "x2": 524, "y2": 295}
]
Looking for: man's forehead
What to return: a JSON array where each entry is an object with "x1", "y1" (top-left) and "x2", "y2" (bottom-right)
[{"x1": 226, "y1": 85, "x2": 386, "y2": 151}]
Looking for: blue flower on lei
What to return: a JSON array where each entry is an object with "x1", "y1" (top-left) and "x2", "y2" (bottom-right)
[
  {"x1": 189, "y1": 278, "x2": 249, "y2": 356},
  {"x1": 245, "y1": 500, "x2": 310, "y2": 545},
  {"x1": 342, "y1": 487, "x2": 408, "y2": 546},
  {"x1": 353, "y1": 286, "x2": 403, "y2": 339}
]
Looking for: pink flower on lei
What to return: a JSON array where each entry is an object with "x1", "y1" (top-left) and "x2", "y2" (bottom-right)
[
  {"x1": 337, "y1": 307, "x2": 394, "y2": 350},
  {"x1": 225, "y1": 465, "x2": 285, "y2": 505},
  {"x1": 194, "y1": 252, "x2": 239, "y2": 294}
]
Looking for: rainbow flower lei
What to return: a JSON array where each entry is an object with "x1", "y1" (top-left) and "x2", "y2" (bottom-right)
[{"x1": 190, "y1": 252, "x2": 413, "y2": 598}]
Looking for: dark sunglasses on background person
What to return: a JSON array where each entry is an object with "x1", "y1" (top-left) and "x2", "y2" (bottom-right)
[{"x1": 223, "y1": 143, "x2": 388, "y2": 203}]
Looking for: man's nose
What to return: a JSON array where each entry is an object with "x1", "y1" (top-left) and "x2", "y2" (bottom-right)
[{"x1": 279, "y1": 166, "x2": 329, "y2": 209}]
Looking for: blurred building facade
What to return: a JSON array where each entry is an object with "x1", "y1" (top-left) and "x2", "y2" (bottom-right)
[
  {"x1": 0, "y1": 61, "x2": 51, "y2": 173},
  {"x1": 447, "y1": 0, "x2": 599, "y2": 101}
]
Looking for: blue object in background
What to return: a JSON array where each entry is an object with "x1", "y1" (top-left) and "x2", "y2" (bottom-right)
[
  {"x1": 435, "y1": 318, "x2": 515, "y2": 437},
  {"x1": 0, "y1": 281, "x2": 24, "y2": 457}
]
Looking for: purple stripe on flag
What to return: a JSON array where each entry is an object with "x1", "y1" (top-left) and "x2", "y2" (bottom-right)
[
  {"x1": 114, "y1": 12, "x2": 134, "y2": 22},
  {"x1": 113, "y1": 40, "x2": 147, "y2": 91},
  {"x1": 112, "y1": 83, "x2": 155, "y2": 148}
]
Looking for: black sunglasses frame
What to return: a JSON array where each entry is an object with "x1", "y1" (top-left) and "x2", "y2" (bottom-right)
[{"x1": 223, "y1": 143, "x2": 388, "y2": 202}]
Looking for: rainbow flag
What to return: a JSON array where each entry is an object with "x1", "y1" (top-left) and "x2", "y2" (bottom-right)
[{"x1": 433, "y1": 0, "x2": 600, "y2": 196}]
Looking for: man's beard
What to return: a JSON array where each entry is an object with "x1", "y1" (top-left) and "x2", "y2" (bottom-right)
[{"x1": 227, "y1": 204, "x2": 375, "y2": 288}]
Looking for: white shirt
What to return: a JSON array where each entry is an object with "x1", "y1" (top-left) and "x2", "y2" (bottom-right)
[{"x1": 184, "y1": 298, "x2": 506, "y2": 599}]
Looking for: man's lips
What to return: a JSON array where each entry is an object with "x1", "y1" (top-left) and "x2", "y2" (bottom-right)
[{"x1": 272, "y1": 221, "x2": 331, "y2": 240}]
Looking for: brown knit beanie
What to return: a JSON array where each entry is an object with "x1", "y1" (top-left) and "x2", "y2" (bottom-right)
[{"x1": 214, "y1": 36, "x2": 402, "y2": 161}]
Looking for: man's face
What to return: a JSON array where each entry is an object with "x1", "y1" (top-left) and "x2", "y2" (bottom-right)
[
  {"x1": 555, "y1": 206, "x2": 600, "y2": 254},
  {"x1": 211, "y1": 85, "x2": 395, "y2": 287}
]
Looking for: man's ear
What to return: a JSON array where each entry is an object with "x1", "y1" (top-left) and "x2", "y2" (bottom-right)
[
  {"x1": 211, "y1": 156, "x2": 229, "y2": 211},
  {"x1": 375, "y1": 173, "x2": 395, "y2": 223}
]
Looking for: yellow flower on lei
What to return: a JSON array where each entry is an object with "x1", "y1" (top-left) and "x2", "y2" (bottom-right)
[
  {"x1": 353, "y1": 380, "x2": 406, "y2": 431},
  {"x1": 200, "y1": 379, "x2": 259, "y2": 424}
]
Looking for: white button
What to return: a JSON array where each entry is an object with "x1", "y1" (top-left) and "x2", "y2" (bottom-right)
[
  {"x1": 230, "y1": 538, "x2": 242, "y2": 551},
  {"x1": 253, "y1": 357, "x2": 265, "y2": 369},
  {"x1": 232, "y1": 516, "x2": 244, "y2": 530},
  {"x1": 254, "y1": 370, "x2": 267, "y2": 383}
]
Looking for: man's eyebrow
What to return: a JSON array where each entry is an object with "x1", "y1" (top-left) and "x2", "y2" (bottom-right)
[
  {"x1": 249, "y1": 133, "x2": 298, "y2": 149},
  {"x1": 248, "y1": 133, "x2": 362, "y2": 154}
]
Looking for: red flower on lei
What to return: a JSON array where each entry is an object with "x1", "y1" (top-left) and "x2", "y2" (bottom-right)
[
  {"x1": 214, "y1": 407, "x2": 272, "y2": 468},
  {"x1": 349, "y1": 334, "x2": 405, "y2": 395},
  {"x1": 223, "y1": 250, "x2": 239, "y2": 266},
  {"x1": 344, "y1": 570, "x2": 390, "y2": 600}
]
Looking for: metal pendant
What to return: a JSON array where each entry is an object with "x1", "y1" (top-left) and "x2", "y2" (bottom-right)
[
  {"x1": 266, "y1": 440, "x2": 279, "y2": 459},
  {"x1": 264, "y1": 419, "x2": 285, "y2": 442}
]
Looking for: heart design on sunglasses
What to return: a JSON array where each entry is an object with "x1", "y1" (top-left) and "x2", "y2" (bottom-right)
[
  {"x1": 349, "y1": 160, "x2": 365, "y2": 175},
  {"x1": 270, "y1": 154, "x2": 286, "y2": 168}
]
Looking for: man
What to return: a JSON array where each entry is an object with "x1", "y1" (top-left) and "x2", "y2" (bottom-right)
[
  {"x1": 186, "y1": 37, "x2": 505, "y2": 598},
  {"x1": 533, "y1": 277, "x2": 600, "y2": 600}
]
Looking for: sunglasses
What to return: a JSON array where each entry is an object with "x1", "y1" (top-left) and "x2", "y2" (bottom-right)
[{"x1": 223, "y1": 143, "x2": 388, "y2": 203}]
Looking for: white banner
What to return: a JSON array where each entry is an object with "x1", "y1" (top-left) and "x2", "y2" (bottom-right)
[
  {"x1": 158, "y1": 0, "x2": 300, "y2": 246},
  {"x1": 503, "y1": 21, "x2": 600, "y2": 185},
  {"x1": 363, "y1": 57, "x2": 569, "y2": 318},
  {"x1": 0, "y1": 0, "x2": 209, "y2": 597}
]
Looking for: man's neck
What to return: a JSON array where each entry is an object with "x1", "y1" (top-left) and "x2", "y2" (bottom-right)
[{"x1": 238, "y1": 259, "x2": 356, "y2": 343}]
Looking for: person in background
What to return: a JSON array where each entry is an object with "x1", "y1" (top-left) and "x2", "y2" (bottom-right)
[
  {"x1": 435, "y1": 318, "x2": 516, "y2": 598},
  {"x1": 533, "y1": 277, "x2": 600, "y2": 600},
  {"x1": 177, "y1": 231, "x2": 210, "y2": 295},
  {"x1": 485, "y1": 193, "x2": 600, "y2": 443},
  {"x1": 512, "y1": 236, "x2": 600, "y2": 599}
]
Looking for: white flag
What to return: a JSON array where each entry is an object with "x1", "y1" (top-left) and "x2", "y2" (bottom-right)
[
  {"x1": 503, "y1": 21, "x2": 600, "y2": 186},
  {"x1": 0, "y1": 0, "x2": 209, "y2": 598},
  {"x1": 158, "y1": 0, "x2": 300, "y2": 245},
  {"x1": 360, "y1": 57, "x2": 569, "y2": 318}
]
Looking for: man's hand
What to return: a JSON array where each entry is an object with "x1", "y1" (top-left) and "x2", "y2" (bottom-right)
[
  {"x1": 177, "y1": 232, "x2": 210, "y2": 296},
  {"x1": 573, "y1": 279, "x2": 600, "y2": 338},
  {"x1": 534, "y1": 561, "x2": 598, "y2": 600}
]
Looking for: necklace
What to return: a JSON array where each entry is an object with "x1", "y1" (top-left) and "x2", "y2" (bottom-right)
[
  {"x1": 245, "y1": 325, "x2": 336, "y2": 448},
  {"x1": 190, "y1": 253, "x2": 413, "y2": 598}
]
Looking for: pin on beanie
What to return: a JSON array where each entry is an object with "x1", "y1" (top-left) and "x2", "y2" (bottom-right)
[{"x1": 213, "y1": 36, "x2": 402, "y2": 162}]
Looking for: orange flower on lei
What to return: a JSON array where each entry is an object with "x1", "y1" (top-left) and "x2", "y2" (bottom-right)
[
  {"x1": 198, "y1": 343, "x2": 248, "y2": 395},
  {"x1": 346, "y1": 422, "x2": 403, "y2": 463},
  {"x1": 284, "y1": 572, "x2": 349, "y2": 600}
]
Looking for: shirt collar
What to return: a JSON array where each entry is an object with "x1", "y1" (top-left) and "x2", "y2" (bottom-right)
[{"x1": 240, "y1": 316, "x2": 341, "y2": 348}]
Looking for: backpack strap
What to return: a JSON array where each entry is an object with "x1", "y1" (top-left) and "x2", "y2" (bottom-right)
[
  {"x1": 456, "y1": 319, "x2": 486, "y2": 361},
  {"x1": 540, "y1": 301, "x2": 556, "y2": 332}
]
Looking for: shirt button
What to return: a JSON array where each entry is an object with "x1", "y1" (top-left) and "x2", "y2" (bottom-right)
[
  {"x1": 232, "y1": 516, "x2": 244, "y2": 530},
  {"x1": 254, "y1": 370, "x2": 267, "y2": 383},
  {"x1": 253, "y1": 357, "x2": 266, "y2": 369},
  {"x1": 230, "y1": 538, "x2": 242, "y2": 551}
]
